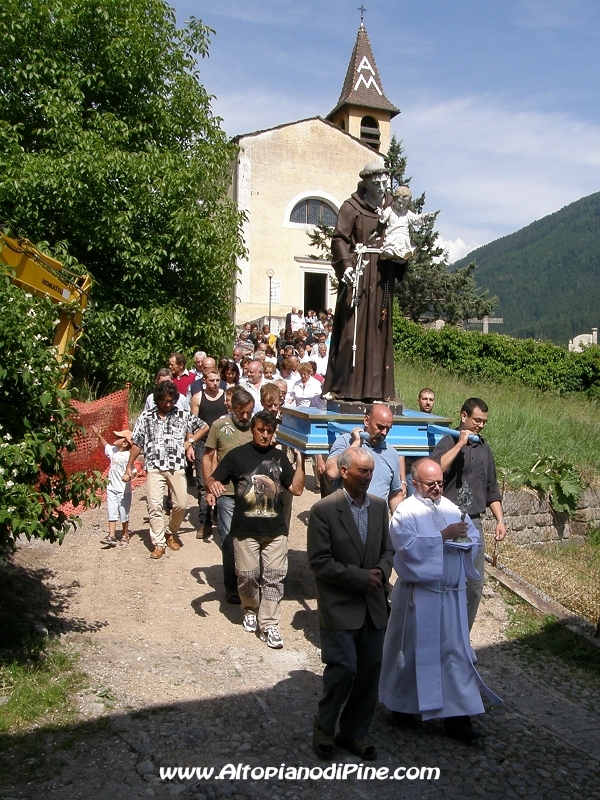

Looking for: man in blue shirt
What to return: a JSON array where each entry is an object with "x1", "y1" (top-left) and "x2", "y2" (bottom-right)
[{"x1": 325, "y1": 404, "x2": 405, "y2": 512}]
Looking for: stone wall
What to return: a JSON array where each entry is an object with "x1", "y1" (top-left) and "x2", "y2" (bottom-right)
[{"x1": 481, "y1": 485, "x2": 600, "y2": 545}]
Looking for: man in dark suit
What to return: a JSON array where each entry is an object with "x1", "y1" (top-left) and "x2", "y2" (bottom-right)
[
  {"x1": 307, "y1": 447, "x2": 393, "y2": 761},
  {"x1": 284, "y1": 307, "x2": 295, "y2": 337}
]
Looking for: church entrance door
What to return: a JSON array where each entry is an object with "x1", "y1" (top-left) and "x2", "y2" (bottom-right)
[{"x1": 303, "y1": 271, "x2": 327, "y2": 314}]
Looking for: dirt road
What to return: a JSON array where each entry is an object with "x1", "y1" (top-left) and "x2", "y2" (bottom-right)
[{"x1": 3, "y1": 480, "x2": 600, "y2": 800}]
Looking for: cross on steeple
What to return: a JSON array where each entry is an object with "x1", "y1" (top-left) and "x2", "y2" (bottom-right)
[{"x1": 358, "y1": 4, "x2": 366, "y2": 24}]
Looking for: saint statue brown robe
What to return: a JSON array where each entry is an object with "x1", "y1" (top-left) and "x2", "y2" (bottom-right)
[{"x1": 323, "y1": 187, "x2": 406, "y2": 401}]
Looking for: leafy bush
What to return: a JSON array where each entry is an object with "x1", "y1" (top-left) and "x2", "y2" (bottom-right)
[
  {"x1": 393, "y1": 315, "x2": 600, "y2": 396},
  {"x1": 0, "y1": 276, "x2": 104, "y2": 550},
  {"x1": 501, "y1": 456, "x2": 584, "y2": 515}
]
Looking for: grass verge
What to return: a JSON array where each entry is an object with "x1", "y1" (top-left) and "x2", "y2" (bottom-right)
[
  {"x1": 485, "y1": 532, "x2": 600, "y2": 625},
  {"x1": 395, "y1": 358, "x2": 600, "y2": 478},
  {"x1": 0, "y1": 560, "x2": 87, "y2": 736},
  {"x1": 496, "y1": 582, "x2": 600, "y2": 682},
  {"x1": 0, "y1": 643, "x2": 86, "y2": 734}
]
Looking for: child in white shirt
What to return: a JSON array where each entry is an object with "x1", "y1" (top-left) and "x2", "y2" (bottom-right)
[
  {"x1": 378, "y1": 186, "x2": 434, "y2": 261},
  {"x1": 92, "y1": 427, "x2": 136, "y2": 546}
]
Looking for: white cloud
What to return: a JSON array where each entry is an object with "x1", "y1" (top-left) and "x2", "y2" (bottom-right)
[
  {"x1": 212, "y1": 89, "x2": 600, "y2": 250},
  {"x1": 395, "y1": 95, "x2": 600, "y2": 245},
  {"x1": 177, "y1": 0, "x2": 349, "y2": 35},
  {"x1": 176, "y1": 0, "x2": 300, "y2": 26},
  {"x1": 207, "y1": 82, "x2": 600, "y2": 253},
  {"x1": 437, "y1": 237, "x2": 481, "y2": 265}
]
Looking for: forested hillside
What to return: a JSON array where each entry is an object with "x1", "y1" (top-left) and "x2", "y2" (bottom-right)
[{"x1": 454, "y1": 192, "x2": 600, "y2": 344}]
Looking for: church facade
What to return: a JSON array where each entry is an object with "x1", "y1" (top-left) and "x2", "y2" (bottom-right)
[{"x1": 231, "y1": 24, "x2": 399, "y2": 326}]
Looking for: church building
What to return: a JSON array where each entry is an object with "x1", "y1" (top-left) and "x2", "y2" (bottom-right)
[{"x1": 231, "y1": 23, "x2": 399, "y2": 326}]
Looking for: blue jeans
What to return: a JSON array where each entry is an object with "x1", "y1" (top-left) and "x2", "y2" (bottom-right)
[
  {"x1": 216, "y1": 495, "x2": 237, "y2": 595},
  {"x1": 194, "y1": 440, "x2": 212, "y2": 527}
]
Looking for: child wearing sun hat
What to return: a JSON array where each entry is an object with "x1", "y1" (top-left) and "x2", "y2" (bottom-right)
[{"x1": 92, "y1": 426, "x2": 137, "y2": 546}]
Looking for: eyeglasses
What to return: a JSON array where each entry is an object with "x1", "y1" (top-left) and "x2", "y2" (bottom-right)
[{"x1": 415, "y1": 479, "x2": 444, "y2": 488}]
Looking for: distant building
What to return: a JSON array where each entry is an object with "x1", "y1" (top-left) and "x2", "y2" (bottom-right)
[
  {"x1": 230, "y1": 24, "x2": 399, "y2": 325},
  {"x1": 569, "y1": 328, "x2": 598, "y2": 352}
]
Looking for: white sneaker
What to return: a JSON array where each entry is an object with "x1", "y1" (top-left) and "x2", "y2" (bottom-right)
[
  {"x1": 242, "y1": 612, "x2": 257, "y2": 633},
  {"x1": 260, "y1": 626, "x2": 283, "y2": 649}
]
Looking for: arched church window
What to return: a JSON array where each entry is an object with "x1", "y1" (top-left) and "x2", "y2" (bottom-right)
[
  {"x1": 290, "y1": 199, "x2": 338, "y2": 227},
  {"x1": 360, "y1": 115, "x2": 380, "y2": 151}
]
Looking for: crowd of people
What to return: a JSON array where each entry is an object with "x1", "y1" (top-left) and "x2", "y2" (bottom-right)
[
  {"x1": 231, "y1": 314, "x2": 333, "y2": 400},
  {"x1": 95, "y1": 321, "x2": 508, "y2": 761}
]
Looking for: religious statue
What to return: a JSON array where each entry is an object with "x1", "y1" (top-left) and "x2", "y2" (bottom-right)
[
  {"x1": 323, "y1": 162, "x2": 406, "y2": 402},
  {"x1": 378, "y1": 186, "x2": 434, "y2": 262}
]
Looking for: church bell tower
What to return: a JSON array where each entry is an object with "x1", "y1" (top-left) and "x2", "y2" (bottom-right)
[{"x1": 326, "y1": 22, "x2": 399, "y2": 155}]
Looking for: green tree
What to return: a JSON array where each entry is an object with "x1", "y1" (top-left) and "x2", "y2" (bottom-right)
[
  {"x1": 0, "y1": 0, "x2": 245, "y2": 392},
  {"x1": 385, "y1": 135, "x2": 411, "y2": 191},
  {"x1": 384, "y1": 136, "x2": 496, "y2": 325},
  {"x1": 307, "y1": 222, "x2": 334, "y2": 261},
  {"x1": 0, "y1": 275, "x2": 104, "y2": 550}
]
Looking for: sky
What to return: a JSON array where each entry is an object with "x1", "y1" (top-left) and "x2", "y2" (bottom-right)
[{"x1": 171, "y1": 0, "x2": 600, "y2": 262}]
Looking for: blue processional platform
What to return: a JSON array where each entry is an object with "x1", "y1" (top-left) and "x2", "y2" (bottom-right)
[{"x1": 276, "y1": 402, "x2": 454, "y2": 457}]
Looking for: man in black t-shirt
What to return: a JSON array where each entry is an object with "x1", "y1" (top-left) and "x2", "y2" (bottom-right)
[{"x1": 208, "y1": 411, "x2": 305, "y2": 648}]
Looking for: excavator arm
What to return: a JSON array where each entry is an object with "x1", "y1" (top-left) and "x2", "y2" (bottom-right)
[{"x1": 1, "y1": 230, "x2": 92, "y2": 376}]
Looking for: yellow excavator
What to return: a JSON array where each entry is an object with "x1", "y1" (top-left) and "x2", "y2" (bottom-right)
[{"x1": 0, "y1": 229, "x2": 92, "y2": 380}]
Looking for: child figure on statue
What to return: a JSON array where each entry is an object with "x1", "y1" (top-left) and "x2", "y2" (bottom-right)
[{"x1": 378, "y1": 186, "x2": 434, "y2": 261}]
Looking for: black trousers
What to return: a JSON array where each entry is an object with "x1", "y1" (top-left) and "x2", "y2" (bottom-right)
[{"x1": 318, "y1": 613, "x2": 385, "y2": 740}]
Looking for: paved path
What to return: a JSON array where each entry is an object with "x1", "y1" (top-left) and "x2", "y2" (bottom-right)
[{"x1": 2, "y1": 481, "x2": 599, "y2": 800}]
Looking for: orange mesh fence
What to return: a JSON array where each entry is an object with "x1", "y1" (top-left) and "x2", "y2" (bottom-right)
[{"x1": 59, "y1": 387, "x2": 146, "y2": 516}]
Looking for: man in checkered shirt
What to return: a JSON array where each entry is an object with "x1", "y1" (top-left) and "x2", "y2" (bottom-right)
[{"x1": 124, "y1": 380, "x2": 207, "y2": 559}]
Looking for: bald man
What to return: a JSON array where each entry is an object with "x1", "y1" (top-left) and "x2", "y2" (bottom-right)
[
  {"x1": 379, "y1": 458, "x2": 501, "y2": 742},
  {"x1": 326, "y1": 404, "x2": 406, "y2": 511},
  {"x1": 188, "y1": 356, "x2": 217, "y2": 398}
]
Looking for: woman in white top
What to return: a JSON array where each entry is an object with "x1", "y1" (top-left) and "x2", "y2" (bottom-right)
[
  {"x1": 289, "y1": 363, "x2": 322, "y2": 407},
  {"x1": 264, "y1": 344, "x2": 278, "y2": 364},
  {"x1": 288, "y1": 363, "x2": 323, "y2": 492},
  {"x1": 296, "y1": 342, "x2": 312, "y2": 364},
  {"x1": 263, "y1": 361, "x2": 277, "y2": 381}
]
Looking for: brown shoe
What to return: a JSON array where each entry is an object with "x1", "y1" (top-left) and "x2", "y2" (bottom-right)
[
  {"x1": 165, "y1": 533, "x2": 181, "y2": 551},
  {"x1": 150, "y1": 546, "x2": 165, "y2": 559}
]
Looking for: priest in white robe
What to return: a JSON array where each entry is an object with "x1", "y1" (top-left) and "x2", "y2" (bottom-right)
[{"x1": 379, "y1": 458, "x2": 502, "y2": 742}]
